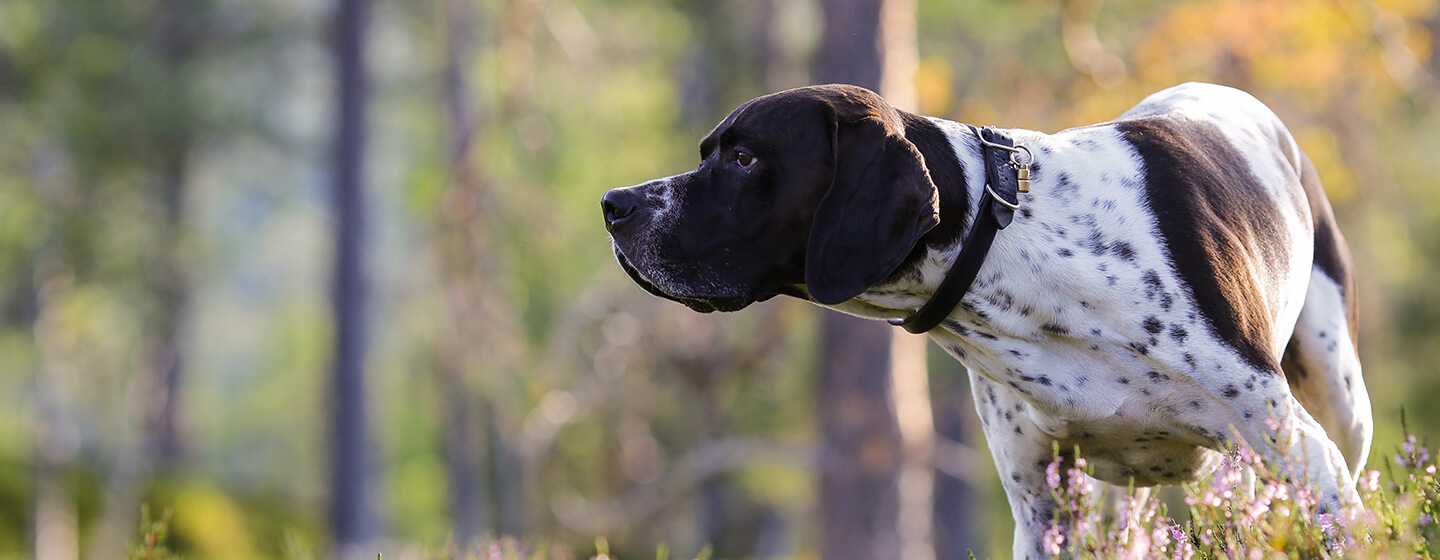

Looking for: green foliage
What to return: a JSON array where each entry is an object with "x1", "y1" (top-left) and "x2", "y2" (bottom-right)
[{"x1": 128, "y1": 507, "x2": 178, "y2": 560}]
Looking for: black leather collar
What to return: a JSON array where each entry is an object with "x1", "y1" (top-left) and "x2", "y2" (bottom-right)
[{"x1": 889, "y1": 125, "x2": 1025, "y2": 334}]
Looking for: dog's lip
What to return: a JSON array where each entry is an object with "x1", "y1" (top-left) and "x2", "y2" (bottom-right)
[{"x1": 612, "y1": 245, "x2": 754, "y2": 313}]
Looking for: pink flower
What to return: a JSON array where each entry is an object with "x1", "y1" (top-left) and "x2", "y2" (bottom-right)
[
  {"x1": 1396, "y1": 435, "x2": 1431, "y2": 468},
  {"x1": 1043, "y1": 523, "x2": 1066, "y2": 557},
  {"x1": 1151, "y1": 523, "x2": 1172, "y2": 551},
  {"x1": 1067, "y1": 467, "x2": 1094, "y2": 497},
  {"x1": 1122, "y1": 531, "x2": 1151, "y2": 560},
  {"x1": 1244, "y1": 496, "x2": 1271, "y2": 521},
  {"x1": 1047, "y1": 461, "x2": 1062, "y2": 489},
  {"x1": 1359, "y1": 470, "x2": 1381, "y2": 493}
]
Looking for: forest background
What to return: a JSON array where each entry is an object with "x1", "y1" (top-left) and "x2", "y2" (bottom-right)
[{"x1": 2, "y1": 0, "x2": 1440, "y2": 558}]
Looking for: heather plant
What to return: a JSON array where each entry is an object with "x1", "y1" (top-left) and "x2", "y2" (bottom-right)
[
  {"x1": 1041, "y1": 429, "x2": 1440, "y2": 559},
  {"x1": 123, "y1": 433, "x2": 1440, "y2": 559},
  {"x1": 127, "y1": 507, "x2": 178, "y2": 560}
]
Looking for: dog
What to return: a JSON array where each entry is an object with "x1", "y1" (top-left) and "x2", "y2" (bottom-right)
[{"x1": 601, "y1": 82, "x2": 1371, "y2": 558}]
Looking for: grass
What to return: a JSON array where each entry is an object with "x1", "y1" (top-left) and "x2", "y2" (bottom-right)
[{"x1": 128, "y1": 433, "x2": 1440, "y2": 559}]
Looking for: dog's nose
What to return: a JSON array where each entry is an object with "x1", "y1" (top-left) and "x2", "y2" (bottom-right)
[{"x1": 602, "y1": 188, "x2": 639, "y2": 231}]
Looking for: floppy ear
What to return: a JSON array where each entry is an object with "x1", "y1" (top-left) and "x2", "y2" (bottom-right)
[{"x1": 805, "y1": 108, "x2": 940, "y2": 305}]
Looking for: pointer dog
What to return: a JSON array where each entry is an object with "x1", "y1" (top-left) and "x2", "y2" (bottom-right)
[{"x1": 602, "y1": 83, "x2": 1371, "y2": 558}]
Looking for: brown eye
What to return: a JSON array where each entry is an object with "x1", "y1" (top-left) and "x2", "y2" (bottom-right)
[{"x1": 735, "y1": 151, "x2": 756, "y2": 168}]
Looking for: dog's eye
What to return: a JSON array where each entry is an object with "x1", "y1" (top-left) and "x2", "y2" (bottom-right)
[{"x1": 734, "y1": 151, "x2": 756, "y2": 168}]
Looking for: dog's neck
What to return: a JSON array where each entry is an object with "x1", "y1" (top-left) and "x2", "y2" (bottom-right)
[
  {"x1": 828, "y1": 115, "x2": 1003, "y2": 323},
  {"x1": 901, "y1": 113, "x2": 988, "y2": 251}
]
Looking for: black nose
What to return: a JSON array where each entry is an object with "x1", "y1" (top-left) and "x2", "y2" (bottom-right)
[{"x1": 602, "y1": 188, "x2": 639, "y2": 231}]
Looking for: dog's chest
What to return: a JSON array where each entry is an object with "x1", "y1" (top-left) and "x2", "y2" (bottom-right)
[{"x1": 946, "y1": 330, "x2": 1231, "y2": 485}]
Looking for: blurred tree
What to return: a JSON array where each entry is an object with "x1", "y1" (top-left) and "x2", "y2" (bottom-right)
[
  {"x1": 812, "y1": 0, "x2": 907, "y2": 558},
  {"x1": 928, "y1": 353, "x2": 982, "y2": 560},
  {"x1": 328, "y1": 0, "x2": 376, "y2": 552},
  {"x1": 0, "y1": 0, "x2": 228, "y2": 555},
  {"x1": 437, "y1": 0, "x2": 491, "y2": 544}
]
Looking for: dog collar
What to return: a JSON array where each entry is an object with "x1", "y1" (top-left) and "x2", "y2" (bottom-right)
[{"x1": 889, "y1": 125, "x2": 1032, "y2": 334}]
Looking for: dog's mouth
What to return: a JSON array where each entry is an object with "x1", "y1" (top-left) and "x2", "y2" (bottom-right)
[{"x1": 612, "y1": 246, "x2": 754, "y2": 313}]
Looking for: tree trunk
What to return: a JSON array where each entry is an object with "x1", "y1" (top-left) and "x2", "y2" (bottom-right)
[
  {"x1": 816, "y1": 311, "x2": 902, "y2": 560},
  {"x1": 29, "y1": 263, "x2": 78, "y2": 560},
  {"x1": 929, "y1": 359, "x2": 981, "y2": 560},
  {"x1": 86, "y1": 1, "x2": 199, "y2": 553},
  {"x1": 816, "y1": 0, "x2": 884, "y2": 90},
  {"x1": 812, "y1": 1, "x2": 910, "y2": 558},
  {"x1": 329, "y1": 0, "x2": 374, "y2": 553},
  {"x1": 438, "y1": 0, "x2": 491, "y2": 545}
]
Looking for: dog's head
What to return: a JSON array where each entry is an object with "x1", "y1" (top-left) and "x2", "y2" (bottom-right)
[{"x1": 602, "y1": 85, "x2": 941, "y2": 312}]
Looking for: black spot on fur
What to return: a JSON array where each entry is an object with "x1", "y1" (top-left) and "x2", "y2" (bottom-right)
[
  {"x1": 1143, "y1": 316, "x2": 1164, "y2": 335},
  {"x1": 1147, "y1": 370, "x2": 1169, "y2": 382},
  {"x1": 941, "y1": 319, "x2": 965, "y2": 332},
  {"x1": 1130, "y1": 342, "x2": 1149, "y2": 355},
  {"x1": 1113, "y1": 241, "x2": 1137, "y2": 262},
  {"x1": 1057, "y1": 247, "x2": 1074, "y2": 258},
  {"x1": 1222, "y1": 385, "x2": 1240, "y2": 399},
  {"x1": 1056, "y1": 173, "x2": 1077, "y2": 195},
  {"x1": 1041, "y1": 322, "x2": 1069, "y2": 336},
  {"x1": 1142, "y1": 270, "x2": 1163, "y2": 298},
  {"x1": 1170, "y1": 324, "x2": 1188, "y2": 343},
  {"x1": 1117, "y1": 377, "x2": 1130, "y2": 384},
  {"x1": 1087, "y1": 230, "x2": 1108, "y2": 257}
]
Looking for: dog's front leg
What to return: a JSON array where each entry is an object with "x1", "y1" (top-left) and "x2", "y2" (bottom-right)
[
  {"x1": 1233, "y1": 393, "x2": 1361, "y2": 514},
  {"x1": 970, "y1": 373, "x2": 1065, "y2": 559}
]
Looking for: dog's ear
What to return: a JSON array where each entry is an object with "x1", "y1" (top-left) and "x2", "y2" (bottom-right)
[{"x1": 805, "y1": 93, "x2": 940, "y2": 305}]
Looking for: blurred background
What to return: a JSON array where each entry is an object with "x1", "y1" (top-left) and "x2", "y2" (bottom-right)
[{"x1": 1, "y1": 0, "x2": 1439, "y2": 558}]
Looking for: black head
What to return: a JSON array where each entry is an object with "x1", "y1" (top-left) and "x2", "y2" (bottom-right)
[{"x1": 602, "y1": 84, "x2": 941, "y2": 312}]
